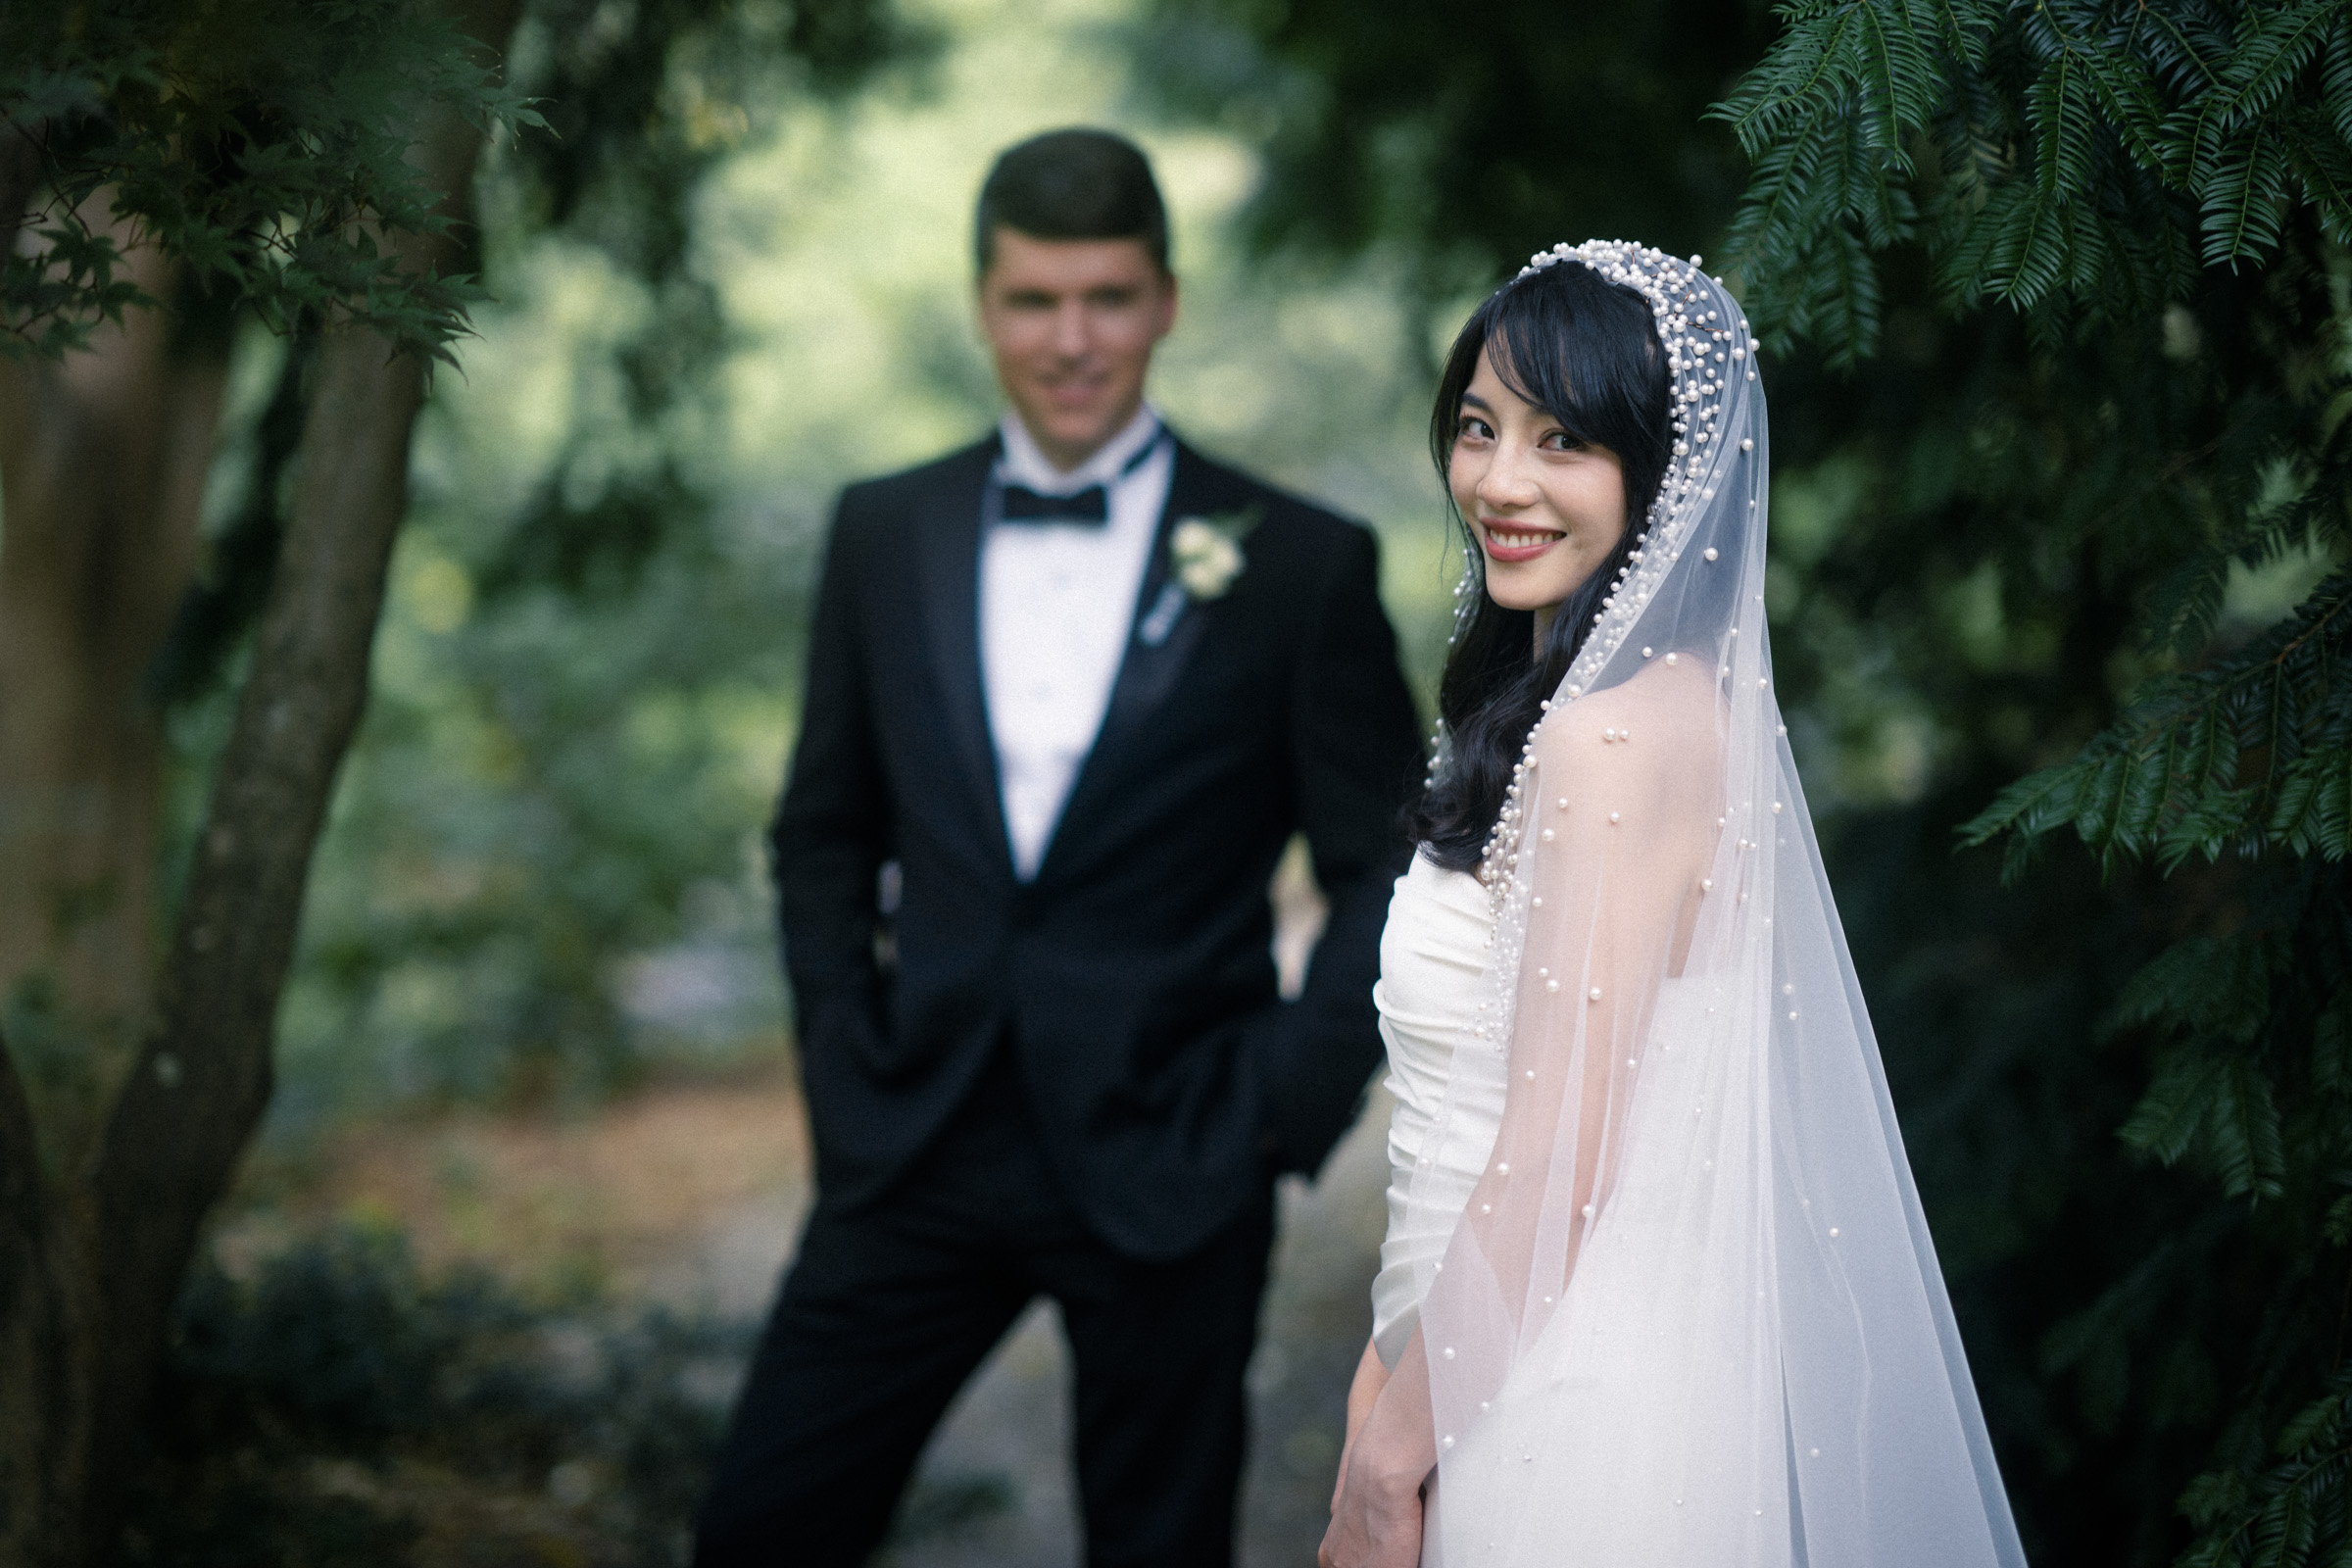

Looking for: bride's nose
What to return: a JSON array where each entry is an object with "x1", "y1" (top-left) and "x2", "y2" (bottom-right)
[{"x1": 1475, "y1": 444, "x2": 1542, "y2": 510}]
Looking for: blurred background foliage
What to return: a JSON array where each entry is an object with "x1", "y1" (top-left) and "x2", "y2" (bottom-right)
[
  {"x1": 182, "y1": 0, "x2": 1461, "y2": 1131},
  {"x1": 113, "y1": 0, "x2": 2352, "y2": 1561}
]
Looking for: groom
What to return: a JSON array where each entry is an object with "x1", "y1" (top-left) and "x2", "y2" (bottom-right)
[{"x1": 695, "y1": 127, "x2": 1421, "y2": 1566}]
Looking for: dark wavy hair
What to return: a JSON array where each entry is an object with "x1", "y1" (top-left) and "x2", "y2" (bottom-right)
[
  {"x1": 974, "y1": 127, "x2": 1169, "y2": 276},
  {"x1": 1407, "y1": 260, "x2": 1672, "y2": 871}
]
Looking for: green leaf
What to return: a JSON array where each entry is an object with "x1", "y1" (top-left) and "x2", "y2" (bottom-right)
[
  {"x1": 2271, "y1": 749, "x2": 2352, "y2": 858},
  {"x1": 2210, "y1": 1054, "x2": 2288, "y2": 1201},
  {"x1": 2199, "y1": 128, "x2": 2296, "y2": 267},
  {"x1": 2110, "y1": 934, "x2": 2277, "y2": 1046},
  {"x1": 2120, "y1": 1047, "x2": 2230, "y2": 1164}
]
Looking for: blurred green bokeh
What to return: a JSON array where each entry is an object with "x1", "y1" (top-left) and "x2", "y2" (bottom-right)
[{"x1": 172, "y1": 0, "x2": 1457, "y2": 1133}]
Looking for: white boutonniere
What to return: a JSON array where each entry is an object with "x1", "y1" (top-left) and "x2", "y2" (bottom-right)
[
  {"x1": 1139, "y1": 506, "x2": 1261, "y2": 647},
  {"x1": 1169, "y1": 506, "x2": 1260, "y2": 600}
]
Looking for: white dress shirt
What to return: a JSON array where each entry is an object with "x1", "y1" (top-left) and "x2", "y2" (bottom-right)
[{"x1": 980, "y1": 404, "x2": 1174, "y2": 881}]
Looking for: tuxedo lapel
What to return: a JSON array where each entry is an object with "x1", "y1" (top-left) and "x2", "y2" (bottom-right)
[
  {"x1": 914, "y1": 438, "x2": 1013, "y2": 874},
  {"x1": 1037, "y1": 441, "x2": 1239, "y2": 882}
]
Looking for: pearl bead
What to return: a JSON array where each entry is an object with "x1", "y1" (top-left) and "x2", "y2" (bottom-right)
[
  {"x1": 1703, "y1": 548, "x2": 1718, "y2": 562},
  {"x1": 1829, "y1": 1228, "x2": 1839, "y2": 1238},
  {"x1": 1442, "y1": 1347, "x2": 1455, "y2": 1359},
  {"x1": 1700, "y1": 879, "x2": 1712, "y2": 892},
  {"x1": 1581, "y1": 1203, "x2": 1595, "y2": 1217},
  {"x1": 1589, "y1": 987, "x2": 1602, "y2": 1001},
  {"x1": 1496, "y1": 1162, "x2": 1509, "y2": 1175},
  {"x1": 1608, "y1": 811, "x2": 1620, "y2": 823}
]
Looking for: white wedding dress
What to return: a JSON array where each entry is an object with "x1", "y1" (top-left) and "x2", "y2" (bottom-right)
[
  {"x1": 1370, "y1": 851, "x2": 1502, "y2": 1369},
  {"x1": 1374, "y1": 852, "x2": 1755, "y2": 1564},
  {"x1": 1358, "y1": 241, "x2": 2023, "y2": 1568}
]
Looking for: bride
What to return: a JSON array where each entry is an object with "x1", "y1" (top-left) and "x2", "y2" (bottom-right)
[{"x1": 1321, "y1": 241, "x2": 2029, "y2": 1568}]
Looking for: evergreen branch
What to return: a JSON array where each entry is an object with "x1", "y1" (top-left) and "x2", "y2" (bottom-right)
[
  {"x1": 2326, "y1": 18, "x2": 2352, "y2": 149},
  {"x1": 2199, "y1": 128, "x2": 2295, "y2": 267},
  {"x1": 2208, "y1": 0, "x2": 2337, "y2": 136},
  {"x1": 2182, "y1": 1367, "x2": 2352, "y2": 1568},
  {"x1": 1960, "y1": 572, "x2": 2352, "y2": 866}
]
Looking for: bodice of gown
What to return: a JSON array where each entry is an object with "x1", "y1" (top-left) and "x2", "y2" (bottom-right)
[{"x1": 1370, "y1": 850, "x2": 1503, "y2": 1367}]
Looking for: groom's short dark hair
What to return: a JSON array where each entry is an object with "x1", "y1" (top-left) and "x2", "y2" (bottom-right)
[{"x1": 974, "y1": 128, "x2": 1169, "y2": 277}]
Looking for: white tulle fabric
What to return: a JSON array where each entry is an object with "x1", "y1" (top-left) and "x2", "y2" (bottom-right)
[{"x1": 1396, "y1": 241, "x2": 2028, "y2": 1568}]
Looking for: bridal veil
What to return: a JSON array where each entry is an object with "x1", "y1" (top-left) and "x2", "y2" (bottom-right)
[{"x1": 1399, "y1": 241, "x2": 2028, "y2": 1567}]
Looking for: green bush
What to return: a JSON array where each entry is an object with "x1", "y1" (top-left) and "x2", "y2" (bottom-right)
[{"x1": 127, "y1": 1223, "x2": 751, "y2": 1567}]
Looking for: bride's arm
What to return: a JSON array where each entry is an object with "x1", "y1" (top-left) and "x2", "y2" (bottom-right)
[
  {"x1": 1323, "y1": 1329, "x2": 1434, "y2": 1568},
  {"x1": 1334, "y1": 1336, "x2": 1389, "y2": 1512},
  {"x1": 1437, "y1": 662, "x2": 1721, "y2": 1359}
]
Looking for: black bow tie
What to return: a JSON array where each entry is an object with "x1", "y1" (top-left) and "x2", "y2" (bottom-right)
[{"x1": 1000, "y1": 482, "x2": 1110, "y2": 525}]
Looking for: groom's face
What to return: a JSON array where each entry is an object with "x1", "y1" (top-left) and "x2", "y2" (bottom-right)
[{"x1": 978, "y1": 228, "x2": 1177, "y2": 471}]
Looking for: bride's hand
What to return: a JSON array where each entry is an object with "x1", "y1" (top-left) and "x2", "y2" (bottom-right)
[
  {"x1": 1318, "y1": 1423, "x2": 1424, "y2": 1568},
  {"x1": 1333, "y1": 1338, "x2": 1389, "y2": 1514}
]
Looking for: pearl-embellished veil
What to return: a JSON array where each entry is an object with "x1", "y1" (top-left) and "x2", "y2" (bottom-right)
[{"x1": 1397, "y1": 241, "x2": 2027, "y2": 1567}]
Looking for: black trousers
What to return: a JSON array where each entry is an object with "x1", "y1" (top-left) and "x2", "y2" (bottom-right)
[{"x1": 693, "y1": 1046, "x2": 1277, "y2": 1567}]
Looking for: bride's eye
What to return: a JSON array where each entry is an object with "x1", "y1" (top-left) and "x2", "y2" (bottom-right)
[
  {"x1": 1541, "y1": 428, "x2": 1585, "y2": 452},
  {"x1": 1457, "y1": 413, "x2": 1495, "y2": 443}
]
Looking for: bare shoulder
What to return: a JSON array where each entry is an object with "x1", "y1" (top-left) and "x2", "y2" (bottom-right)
[{"x1": 1530, "y1": 655, "x2": 1720, "y2": 775}]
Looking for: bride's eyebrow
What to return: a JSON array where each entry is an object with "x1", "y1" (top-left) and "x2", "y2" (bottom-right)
[{"x1": 1460, "y1": 392, "x2": 1495, "y2": 414}]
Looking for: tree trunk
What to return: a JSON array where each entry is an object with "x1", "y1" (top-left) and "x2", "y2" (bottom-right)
[
  {"x1": 0, "y1": 2, "x2": 521, "y2": 1557},
  {"x1": 0, "y1": 203, "x2": 223, "y2": 1172}
]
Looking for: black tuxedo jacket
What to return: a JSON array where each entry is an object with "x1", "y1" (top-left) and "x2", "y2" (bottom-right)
[{"x1": 770, "y1": 430, "x2": 1421, "y2": 1260}]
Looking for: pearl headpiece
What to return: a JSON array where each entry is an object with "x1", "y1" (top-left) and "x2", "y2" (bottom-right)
[{"x1": 1468, "y1": 240, "x2": 1762, "y2": 898}]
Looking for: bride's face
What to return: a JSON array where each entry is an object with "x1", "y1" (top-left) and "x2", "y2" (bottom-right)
[{"x1": 1448, "y1": 347, "x2": 1628, "y2": 621}]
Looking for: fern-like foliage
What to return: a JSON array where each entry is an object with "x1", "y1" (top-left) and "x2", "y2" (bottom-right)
[
  {"x1": 1960, "y1": 570, "x2": 2352, "y2": 874},
  {"x1": 1719, "y1": 0, "x2": 2352, "y2": 359},
  {"x1": 2180, "y1": 1363, "x2": 2352, "y2": 1568},
  {"x1": 1726, "y1": 5, "x2": 2352, "y2": 1561},
  {"x1": 0, "y1": 0, "x2": 548, "y2": 366}
]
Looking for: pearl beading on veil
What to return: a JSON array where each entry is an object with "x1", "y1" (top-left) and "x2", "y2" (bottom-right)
[{"x1": 1470, "y1": 240, "x2": 1758, "y2": 908}]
